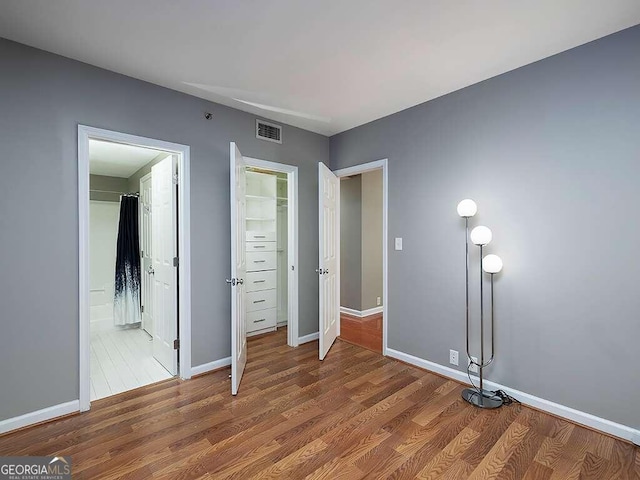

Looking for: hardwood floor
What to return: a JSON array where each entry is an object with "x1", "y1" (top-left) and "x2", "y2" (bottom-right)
[
  {"x1": 1, "y1": 328, "x2": 637, "y2": 479},
  {"x1": 339, "y1": 311, "x2": 383, "y2": 353}
]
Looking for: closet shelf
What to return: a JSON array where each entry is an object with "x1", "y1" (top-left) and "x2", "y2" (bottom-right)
[{"x1": 246, "y1": 217, "x2": 276, "y2": 221}]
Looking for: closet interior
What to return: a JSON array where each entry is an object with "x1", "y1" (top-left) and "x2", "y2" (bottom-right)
[{"x1": 245, "y1": 168, "x2": 288, "y2": 336}]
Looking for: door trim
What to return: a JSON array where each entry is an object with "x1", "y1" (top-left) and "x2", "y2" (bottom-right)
[
  {"x1": 244, "y1": 157, "x2": 299, "y2": 348},
  {"x1": 333, "y1": 159, "x2": 389, "y2": 356},
  {"x1": 78, "y1": 125, "x2": 192, "y2": 412}
]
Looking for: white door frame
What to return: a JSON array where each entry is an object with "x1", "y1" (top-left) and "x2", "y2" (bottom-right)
[
  {"x1": 78, "y1": 125, "x2": 192, "y2": 412},
  {"x1": 333, "y1": 159, "x2": 389, "y2": 356},
  {"x1": 244, "y1": 157, "x2": 299, "y2": 347}
]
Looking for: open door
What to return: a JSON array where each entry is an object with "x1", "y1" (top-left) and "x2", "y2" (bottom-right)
[
  {"x1": 318, "y1": 162, "x2": 339, "y2": 360},
  {"x1": 229, "y1": 142, "x2": 247, "y2": 395},
  {"x1": 140, "y1": 173, "x2": 154, "y2": 336},
  {"x1": 151, "y1": 155, "x2": 178, "y2": 375}
]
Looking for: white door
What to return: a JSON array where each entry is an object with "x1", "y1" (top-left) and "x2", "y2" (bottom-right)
[
  {"x1": 318, "y1": 162, "x2": 339, "y2": 360},
  {"x1": 151, "y1": 156, "x2": 178, "y2": 375},
  {"x1": 230, "y1": 142, "x2": 247, "y2": 395},
  {"x1": 140, "y1": 173, "x2": 154, "y2": 336}
]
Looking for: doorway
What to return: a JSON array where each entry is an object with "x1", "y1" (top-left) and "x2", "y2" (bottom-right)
[
  {"x1": 243, "y1": 157, "x2": 299, "y2": 348},
  {"x1": 229, "y1": 143, "x2": 299, "y2": 395},
  {"x1": 78, "y1": 126, "x2": 192, "y2": 411},
  {"x1": 338, "y1": 169, "x2": 384, "y2": 353},
  {"x1": 317, "y1": 159, "x2": 389, "y2": 360}
]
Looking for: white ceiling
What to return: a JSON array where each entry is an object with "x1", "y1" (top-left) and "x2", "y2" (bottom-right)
[
  {"x1": 89, "y1": 140, "x2": 164, "y2": 177},
  {"x1": 1, "y1": 1, "x2": 639, "y2": 136}
]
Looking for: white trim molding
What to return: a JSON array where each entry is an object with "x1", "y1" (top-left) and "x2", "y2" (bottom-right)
[
  {"x1": 244, "y1": 157, "x2": 299, "y2": 348},
  {"x1": 191, "y1": 357, "x2": 232, "y2": 376},
  {"x1": 386, "y1": 348, "x2": 640, "y2": 443},
  {"x1": 340, "y1": 306, "x2": 383, "y2": 317},
  {"x1": 334, "y1": 159, "x2": 388, "y2": 356},
  {"x1": 0, "y1": 401, "x2": 79, "y2": 435},
  {"x1": 78, "y1": 125, "x2": 192, "y2": 414},
  {"x1": 298, "y1": 332, "x2": 319, "y2": 344}
]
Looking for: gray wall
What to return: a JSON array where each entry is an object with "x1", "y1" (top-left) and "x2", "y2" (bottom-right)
[
  {"x1": 127, "y1": 152, "x2": 170, "y2": 193},
  {"x1": 90, "y1": 174, "x2": 128, "y2": 202},
  {"x1": 330, "y1": 25, "x2": 640, "y2": 430},
  {"x1": 0, "y1": 37, "x2": 328, "y2": 422},
  {"x1": 340, "y1": 176, "x2": 362, "y2": 310},
  {"x1": 361, "y1": 170, "x2": 383, "y2": 310}
]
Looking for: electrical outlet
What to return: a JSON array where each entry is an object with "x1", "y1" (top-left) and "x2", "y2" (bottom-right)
[
  {"x1": 449, "y1": 349, "x2": 459, "y2": 366},
  {"x1": 376, "y1": 296, "x2": 381, "y2": 306},
  {"x1": 468, "y1": 356, "x2": 479, "y2": 374}
]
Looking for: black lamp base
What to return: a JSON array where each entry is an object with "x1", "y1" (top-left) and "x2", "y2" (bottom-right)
[{"x1": 461, "y1": 388, "x2": 504, "y2": 409}]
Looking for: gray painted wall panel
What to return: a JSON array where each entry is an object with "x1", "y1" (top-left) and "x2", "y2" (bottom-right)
[
  {"x1": 340, "y1": 176, "x2": 362, "y2": 310},
  {"x1": 0, "y1": 38, "x2": 328, "y2": 422},
  {"x1": 89, "y1": 174, "x2": 128, "y2": 202},
  {"x1": 361, "y1": 170, "x2": 383, "y2": 310},
  {"x1": 127, "y1": 152, "x2": 170, "y2": 193},
  {"x1": 330, "y1": 26, "x2": 640, "y2": 429}
]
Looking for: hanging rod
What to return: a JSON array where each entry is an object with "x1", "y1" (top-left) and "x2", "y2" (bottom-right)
[{"x1": 90, "y1": 189, "x2": 139, "y2": 197}]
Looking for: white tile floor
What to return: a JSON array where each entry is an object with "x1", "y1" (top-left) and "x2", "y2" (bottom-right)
[{"x1": 90, "y1": 321, "x2": 173, "y2": 401}]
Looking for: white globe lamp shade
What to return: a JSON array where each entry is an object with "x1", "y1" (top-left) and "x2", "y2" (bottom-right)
[
  {"x1": 457, "y1": 199, "x2": 477, "y2": 218},
  {"x1": 483, "y1": 254, "x2": 503, "y2": 274},
  {"x1": 470, "y1": 226, "x2": 492, "y2": 245}
]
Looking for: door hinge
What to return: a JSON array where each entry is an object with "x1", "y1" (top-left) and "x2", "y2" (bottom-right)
[
  {"x1": 173, "y1": 256, "x2": 179, "y2": 267},
  {"x1": 141, "y1": 305, "x2": 144, "y2": 313},
  {"x1": 172, "y1": 173, "x2": 179, "y2": 185},
  {"x1": 173, "y1": 339, "x2": 180, "y2": 350}
]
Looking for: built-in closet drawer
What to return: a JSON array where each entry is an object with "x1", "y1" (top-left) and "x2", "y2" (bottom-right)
[
  {"x1": 246, "y1": 241, "x2": 276, "y2": 252},
  {"x1": 246, "y1": 251, "x2": 277, "y2": 272},
  {"x1": 246, "y1": 231, "x2": 276, "y2": 242},
  {"x1": 246, "y1": 308, "x2": 277, "y2": 330},
  {"x1": 246, "y1": 289, "x2": 277, "y2": 312},
  {"x1": 246, "y1": 270, "x2": 277, "y2": 292}
]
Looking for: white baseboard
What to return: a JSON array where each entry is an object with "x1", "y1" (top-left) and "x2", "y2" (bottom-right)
[
  {"x1": 298, "y1": 332, "x2": 319, "y2": 344},
  {"x1": 191, "y1": 357, "x2": 231, "y2": 376},
  {"x1": 0, "y1": 400, "x2": 80, "y2": 435},
  {"x1": 386, "y1": 348, "x2": 640, "y2": 443},
  {"x1": 340, "y1": 306, "x2": 383, "y2": 317}
]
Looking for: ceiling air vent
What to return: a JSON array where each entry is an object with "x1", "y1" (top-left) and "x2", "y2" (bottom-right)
[{"x1": 256, "y1": 119, "x2": 282, "y2": 144}]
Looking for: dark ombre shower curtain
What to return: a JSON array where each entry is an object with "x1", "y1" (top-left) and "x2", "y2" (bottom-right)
[{"x1": 114, "y1": 195, "x2": 141, "y2": 325}]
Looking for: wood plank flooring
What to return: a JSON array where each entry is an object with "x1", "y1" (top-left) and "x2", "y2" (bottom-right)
[
  {"x1": 339, "y1": 311, "x2": 383, "y2": 353},
  {"x1": 1, "y1": 328, "x2": 637, "y2": 479}
]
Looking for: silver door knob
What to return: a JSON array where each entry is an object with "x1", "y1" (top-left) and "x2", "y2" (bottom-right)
[
  {"x1": 315, "y1": 268, "x2": 323, "y2": 275},
  {"x1": 147, "y1": 266, "x2": 155, "y2": 275},
  {"x1": 225, "y1": 278, "x2": 237, "y2": 286},
  {"x1": 323, "y1": 269, "x2": 329, "y2": 274},
  {"x1": 237, "y1": 278, "x2": 244, "y2": 285}
]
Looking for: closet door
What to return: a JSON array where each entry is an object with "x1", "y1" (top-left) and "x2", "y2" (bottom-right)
[
  {"x1": 140, "y1": 173, "x2": 154, "y2": 336},
  {"x1": 318, "y1": 162, "x2": 339, "y2": 360},
  {"x1": 229, "y1": 142, "x2": 247, "y2": 395}
]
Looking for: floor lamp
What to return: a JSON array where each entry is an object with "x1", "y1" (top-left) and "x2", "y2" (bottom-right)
[{"x1": 457, "y1": 200, "x2": 504, "y2": 409}]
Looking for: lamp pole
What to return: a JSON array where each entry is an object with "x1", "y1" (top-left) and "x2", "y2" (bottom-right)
[
  {"x1": 460, "y1": 223, "x2": 503, "y2": 409},
  {"x1": 479, "y1": 244, "x2": 485, "y2": 405}
]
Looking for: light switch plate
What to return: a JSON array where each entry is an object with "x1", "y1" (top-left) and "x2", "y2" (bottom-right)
[{"x1": 395, "y1": 238, "x2": 403, "y2": 250}]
